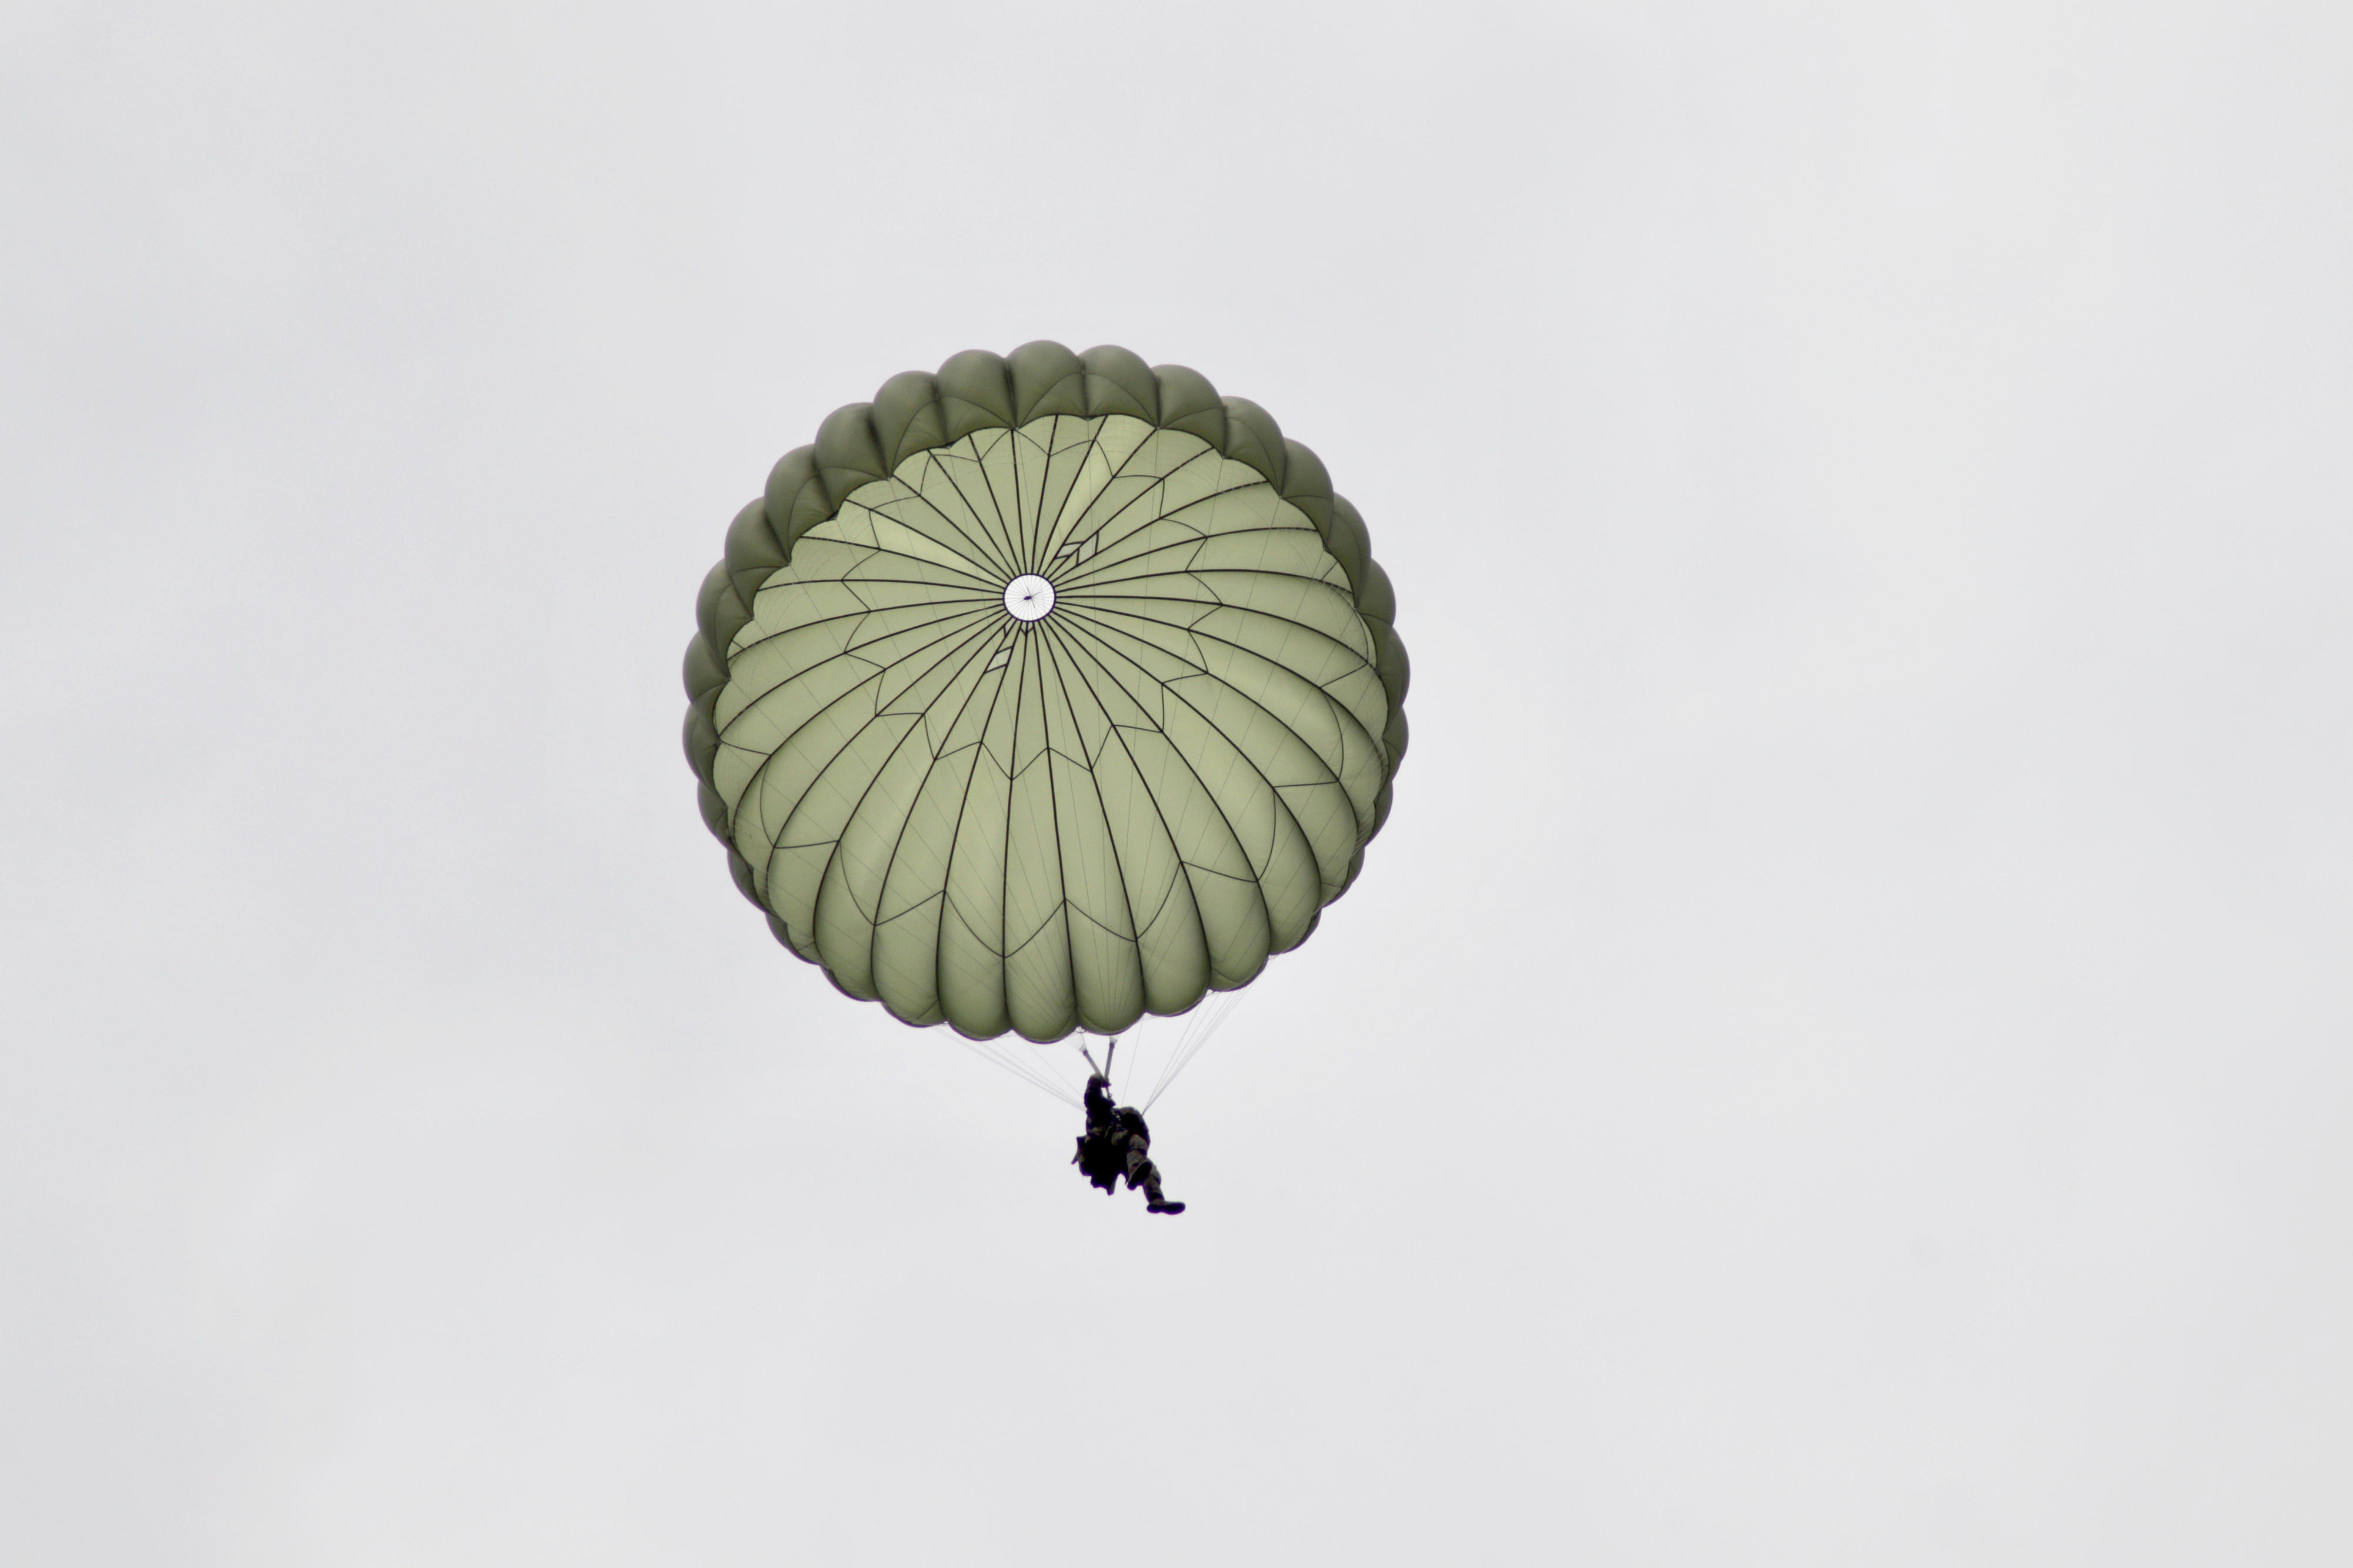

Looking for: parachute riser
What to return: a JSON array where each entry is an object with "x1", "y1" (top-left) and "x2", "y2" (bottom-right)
[{"x1": 1076, "y1": 1037, "x2": 1118, "y2": 1090}]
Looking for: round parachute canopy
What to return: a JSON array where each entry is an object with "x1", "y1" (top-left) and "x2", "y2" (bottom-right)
[{"x1": 682, "y1": 342, "x2": 1410, "y2": 1043}]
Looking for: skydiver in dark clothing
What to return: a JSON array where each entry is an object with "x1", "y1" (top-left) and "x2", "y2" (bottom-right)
[{"x1": 1074, "y1": 1065, "x2": 1184, "y2": 1214}]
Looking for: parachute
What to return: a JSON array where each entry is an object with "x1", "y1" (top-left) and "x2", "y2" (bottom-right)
[{"x1": 682, "y1": 342, "x2": 1409, "y2": 1057}]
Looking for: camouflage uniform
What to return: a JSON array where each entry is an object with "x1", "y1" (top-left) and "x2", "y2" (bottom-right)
[{"x1": 1072, "y1": 1074, "x2": 1183, "y2": 1213}]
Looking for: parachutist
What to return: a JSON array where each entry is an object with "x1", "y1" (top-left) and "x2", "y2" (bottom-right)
[{"x1": 1073, "y1": 1063, "x2": 1184, "y2": 1215}]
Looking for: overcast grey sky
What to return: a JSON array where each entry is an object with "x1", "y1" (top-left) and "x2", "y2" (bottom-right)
[{"x1": 4, "y1": 1, "x2": 2348, "y2": 1563}]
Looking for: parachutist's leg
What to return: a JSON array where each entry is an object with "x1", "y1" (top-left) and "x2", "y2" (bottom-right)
[{"x1": 1128, "y1": 1146, "x2": 1184, "y2": 1214}]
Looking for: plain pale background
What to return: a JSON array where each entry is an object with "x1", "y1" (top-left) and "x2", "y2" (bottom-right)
[{"x1": 4, "y1": 1, "x2": 2347, "y2": 1562}]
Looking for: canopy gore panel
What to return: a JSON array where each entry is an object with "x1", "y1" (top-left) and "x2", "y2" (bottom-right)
[{"x1": 684, "y1": 342, "x2": 1409, "y2": 1042}]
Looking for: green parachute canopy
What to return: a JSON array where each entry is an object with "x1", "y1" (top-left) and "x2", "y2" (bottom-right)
[{"x1": 683, "y1": 342, "x2": 1409, "y2": 1043}]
